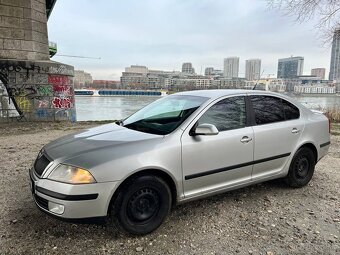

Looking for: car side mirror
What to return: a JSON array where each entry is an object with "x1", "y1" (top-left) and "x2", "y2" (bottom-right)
[{"x1": 192, "y1": 123, "x2": 219, "y2": 136}]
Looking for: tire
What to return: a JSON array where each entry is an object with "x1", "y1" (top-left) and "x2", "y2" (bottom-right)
[
  {"x1": 112, "y1": 175, "x2": 172, "y2": 235},
  {"x1": 285, "y1": 147, "x2": 316, "y2": 188}
]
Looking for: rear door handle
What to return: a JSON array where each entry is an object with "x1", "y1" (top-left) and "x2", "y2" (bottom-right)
[
  {"x1": 292, "y1": 128, "x2": 300, "y2": 134},
  {"x1": 240, "y1": 136, "x2": 252, "y2": 143}
]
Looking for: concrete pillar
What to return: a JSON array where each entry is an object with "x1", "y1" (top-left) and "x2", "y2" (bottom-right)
[
  {"x1": 0, "y1": 60, "x2": 76, "y2": 122},
  {"x1": 0, "y1": 0, "x2": 76, "y2": 122},
  {"x1": 0, "y1": 0, "x2": 49, "y2": 60}
]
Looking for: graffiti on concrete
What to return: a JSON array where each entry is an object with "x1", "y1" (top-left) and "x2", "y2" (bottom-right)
[
  {"x1": 49, "y1": 74, "x2": 74, "y2": 109},
  {"x1": 0, "y1": 81, "x2": 20, "y2": 118},
  {"x1": 37, "y1": 99, "x2": 49, "y2": 108},
  {"x1": 7, "y1": 84, "x2": 53, "y2": 98},
  {"x1": 48, "y1": 74, "x2": 70, "y2": 85},
  {"x1": 15, "y1": 94, "x2": 32, "y2": 112},
  {"x1": 38, "y1": 86, "x2": 53, "y2": 96},
  {"x1": 0, "y1": 61, "x2": 75, "y2": 122},
  {"x1": 35, "y1": 109, "x2": 53, "y2": 118},
  {"x1": 0, "y1": 64, "x2": 49, "y2": 75},
  {"x1": 49, "y1": 65, "x2": 74, "y2": 76},
  {"x1": 52, "y1": 97, "x2": 74, "y2": 109},
  {"x1": 49, "y1": 75, "x2": 73, "y2": 95},
  {"x1": 8, "y1": 72, "x2": 48, "y2": 84}
]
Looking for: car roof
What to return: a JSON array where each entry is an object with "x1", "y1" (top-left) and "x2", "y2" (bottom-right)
[{"x1": 174, "y1": 89, "x2": 281, "y2": 100}]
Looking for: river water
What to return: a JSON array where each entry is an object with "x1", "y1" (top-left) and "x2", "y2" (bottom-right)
[{"x1": 75, "y1": 94, "x2": 340, "y2": 121}]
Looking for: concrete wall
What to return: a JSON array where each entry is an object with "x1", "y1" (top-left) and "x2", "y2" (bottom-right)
[
  {"x1": 0, "y1": 59, "x2": 76, "y2": 122},
  {"x1": 0, "y1": 0, "x2": 49, "y2": 60}
]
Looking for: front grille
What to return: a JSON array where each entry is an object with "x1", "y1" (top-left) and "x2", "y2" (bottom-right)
[
  {"x1": 34, "y1": 194, "x2": 49, "y2": 210},
  {"x1": 34, "y1": 153, "x2": 50, "y2": 176}
]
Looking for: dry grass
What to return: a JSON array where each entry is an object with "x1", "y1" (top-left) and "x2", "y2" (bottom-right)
[{"x1": 322, "y1": 107, "x2": 340, "y2": 124}]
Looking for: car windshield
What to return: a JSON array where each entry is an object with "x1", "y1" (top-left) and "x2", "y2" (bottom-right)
[{"x1": 122, "y1": 95, "x2": 209, "y2": 135}]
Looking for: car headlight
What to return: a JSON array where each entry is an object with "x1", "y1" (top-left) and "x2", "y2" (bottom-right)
[{"x1": 48, "y1": 164, "x2": 96, "y2": 184}]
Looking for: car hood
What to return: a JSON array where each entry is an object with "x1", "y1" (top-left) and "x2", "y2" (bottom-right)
[{"x1": 43, "y1": 123, "x2": 162, "y2": 160}]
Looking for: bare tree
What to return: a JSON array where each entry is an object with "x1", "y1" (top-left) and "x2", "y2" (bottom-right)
[{"x1": 268, "y1": 0, "x2": 340, "y2": 41}]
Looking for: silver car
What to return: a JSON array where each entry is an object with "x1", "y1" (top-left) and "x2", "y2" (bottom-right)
[{"x1": 29, "y1": 90, "x2": 330, "y2": 235}]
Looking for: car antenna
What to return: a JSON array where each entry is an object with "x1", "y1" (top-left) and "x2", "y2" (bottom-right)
[{"x1": 252, "y1": 70, "x2": 265, "y2": 90}]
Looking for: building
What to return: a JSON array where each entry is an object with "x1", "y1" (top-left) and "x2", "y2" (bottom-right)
[
  {"x1": 74, "y1": 70, "x2": 93, "y2": 88},
  {"x1": 297, "y1": 75, "x2": 328, "y2": 84},
  {"x1": 216, "y1": 77, "x2": 246, "y2": 89},
  {"x1": 125, "y1": 65, "x2": 148, "y2": 74},
  {"x1": 244, "y1": 78, "x2": 286, "y2": 92},
  {"x1": 311, "y1": 68, "x2": 326, "y2": 80},
  {"x1": 91, "y1": 80, "x2": 121, "y2": 89},
  {"x1": 223, "y1": 57, "x2": 239, "y2": 78},
  {"x1": 182, "y1": 63, "x2": 195, "y2": 74},
  {"x1": 121, "y1": 65, "x2": 182, "y2": 89},
  {"x1": 277, "y1": 56, "x2": 304, "y2": 78},
  {"x1": 205, "y1": 67, "x2": 223, "y2": 78},
  {"x1": 329, "y1": 28, "x2": 340, "y2": 81},
  {"x1": 205, "y1": 67, "x2": 214, "y2": 76},
  {"x1": 294, "y1": 84, "x2": 336, "y2": 94},
  {"x1": 245, "y1": 59, "x2": 261, "y2": 81}
]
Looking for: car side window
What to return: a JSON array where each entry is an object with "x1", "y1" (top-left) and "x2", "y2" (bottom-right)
[
  {"x1": 282, "y1": 99, "x2": 300, "y2": 120},
  {"x1": 250, "y1": 95, "x2": 284, "y2": 125},
  {"x1": 197, "y1": 96, "x2": 246, "y2": 131}
]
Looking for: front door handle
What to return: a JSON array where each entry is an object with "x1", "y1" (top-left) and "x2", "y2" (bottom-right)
[
  {"x1": 240, "y1": 136, "x2": 252, "y2": 143},
  {"x1": 292, "y1": 128, "x2": 300, "y2": 134}
]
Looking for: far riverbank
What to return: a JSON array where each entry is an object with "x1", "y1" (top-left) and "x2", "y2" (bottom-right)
[{"x1": 74, "y1": 93, "x2": 340, "y2": 121}]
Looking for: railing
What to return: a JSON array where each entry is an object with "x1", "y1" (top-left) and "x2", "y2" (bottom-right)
[{"x1": 48, "y1": 41, "x2": 57, "y2": 57}]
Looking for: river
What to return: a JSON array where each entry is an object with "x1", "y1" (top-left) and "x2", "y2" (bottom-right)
[{"x1": 75, "y1": 94, "x2": 340, "y2": 121}]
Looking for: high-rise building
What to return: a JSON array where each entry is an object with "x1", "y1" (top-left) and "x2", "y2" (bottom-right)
[
  {"x1": 329, "y1": 28, "x2": 340, "y2": 81},
  {"x1": 223, "y1": 57, "x2": 239, "y2": 78},
  {"x1": 311, "y1": 68, "x2": 326, "y2": 80},
  {"x1": 277, "y1": 56, "x2": 304, "y2": 78},
  {"x1": 182, "y1": 62, "x2": 195, "y2": 74},
  {"x1": 205, "y1": 67, "x2": 214, "y2": 76},
  {"x1": 204, "y1": 67, "x2": 223, "y2": 77},
  {"x1": 245, "y1": 59, "x2": 261, "y2": 81}
]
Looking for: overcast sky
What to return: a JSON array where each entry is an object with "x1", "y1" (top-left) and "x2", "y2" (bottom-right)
[{"x1": 48, "y1": 0, "x2": 332, "y2": 80}]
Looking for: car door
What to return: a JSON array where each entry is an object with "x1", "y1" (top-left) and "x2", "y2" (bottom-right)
[
  {"x1": 181, "y1": 95, "x2": 254, "y2": 198},
  {"x1": 250, "y1": 95, "x2": 304, "y2": 180}
]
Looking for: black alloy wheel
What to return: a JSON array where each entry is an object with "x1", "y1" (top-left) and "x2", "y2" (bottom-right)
[
  {"x1": 113, "y1": 175, "x2": 172, "y2": 235},
  {"x1": 285, "y1": 147, "x2": 316, "y2": 188}
]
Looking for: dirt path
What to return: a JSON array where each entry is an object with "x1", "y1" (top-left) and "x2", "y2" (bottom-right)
[{"x1": 0, "y1": 123, "x2": 339, "y2": 254}]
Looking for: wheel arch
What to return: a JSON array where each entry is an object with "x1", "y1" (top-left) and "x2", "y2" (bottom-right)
[
  {"x1": 296, "y1": 142, "x2": 318, "y2": 162},
  {"x1": 107, "y1": 168, "x2": 178, "y2": 215}
]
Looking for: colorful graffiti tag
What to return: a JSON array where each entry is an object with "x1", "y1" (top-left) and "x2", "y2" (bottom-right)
[
  {"x1": 52, "y1": 97, "x2": 73, "y2": 108},
  {"x1": 49, "y1": 75, "x2": 74, "y2": 110}
]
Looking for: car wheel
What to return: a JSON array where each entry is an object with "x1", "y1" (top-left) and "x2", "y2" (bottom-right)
[
  {"x1": 285, "y1": 147, "x2": 316, "y2": 188},
  {"x1": 112, "y1": 175, "x2": 172, "y2": 235}
]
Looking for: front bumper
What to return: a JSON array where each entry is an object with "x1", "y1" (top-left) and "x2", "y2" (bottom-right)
[{"x1": 29, "y1": 168, "x2": 119, "y2": 219}]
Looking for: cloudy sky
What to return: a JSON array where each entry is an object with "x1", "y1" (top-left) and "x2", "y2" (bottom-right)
[{"x1": 48, "y1": 0, "x2": 331, "y2": 80}]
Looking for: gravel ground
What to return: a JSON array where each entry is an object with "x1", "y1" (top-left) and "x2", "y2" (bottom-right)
[{"x1": 0, "y1": 122, "x2": 339, "y2": 255}]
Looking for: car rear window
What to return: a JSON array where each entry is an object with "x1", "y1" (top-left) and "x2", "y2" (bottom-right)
[
  {"x1": 250, "y1": 95, "x2": 284, "y2": 125},
  {"x1": 250, "y1": 95, "x2": 300, "y2": 125},
  {"x1": 282, "y1": 99, "x2": 300, "y2": 120}
]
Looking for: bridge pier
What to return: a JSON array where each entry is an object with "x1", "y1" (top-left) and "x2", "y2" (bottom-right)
[{"x1": 0, "y1": 0, "x2": 76, "y2": 122}]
